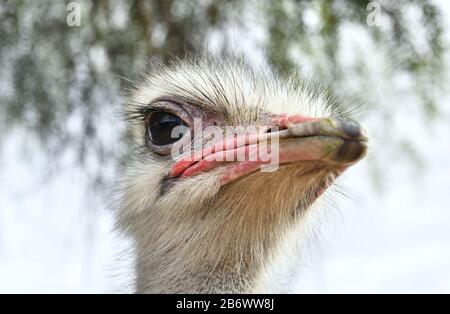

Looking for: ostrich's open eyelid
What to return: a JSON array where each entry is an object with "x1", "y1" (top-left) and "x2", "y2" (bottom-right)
[
  {"x1": 145, "y1": 112, "x2": 191, "y2": 155},
  {"x1": 144, "y1": 101, "x2": 193, "y2": 155},
  {"x1": 143, "y1": 99, "x2": 193, "y2": 123}
]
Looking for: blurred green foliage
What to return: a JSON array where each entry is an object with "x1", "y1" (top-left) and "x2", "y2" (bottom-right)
[{"x1": 0, "y1": 0, "x2": 446, "y2": 188}]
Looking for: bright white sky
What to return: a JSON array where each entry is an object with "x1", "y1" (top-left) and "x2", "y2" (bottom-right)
[{"x1": 0, "y1": 1, "x2": 449, "y2": 293}]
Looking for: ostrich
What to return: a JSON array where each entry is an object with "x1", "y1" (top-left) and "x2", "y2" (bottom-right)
[{"x1": 117, "y1": 56, "x2": 368, "y2": 293}]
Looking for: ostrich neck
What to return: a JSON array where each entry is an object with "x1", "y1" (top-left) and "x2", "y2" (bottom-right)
[
  {"x1": 134, "y1": 211, "x2": 296, "y2": 293},
  {"x1": 132, "y1": 166, "x2": 315, "y2": 293}
]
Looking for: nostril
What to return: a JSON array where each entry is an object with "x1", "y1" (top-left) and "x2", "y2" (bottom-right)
[
  {"x1": 265, "y1": 125, "x2": 285, "y2": 134},
  {"x1": 270, "y1": 114, "x2": 317, "y2": 131},
  {"x1": 266, "y1": 120, "x2": 289, "y2": 133}
]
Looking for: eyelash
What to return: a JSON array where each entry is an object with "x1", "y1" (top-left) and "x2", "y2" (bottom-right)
[
  {"x1": 126, "y1": 104, "x2": 151, "y2": 123},
  {"x1": 127, "y1": 103, "x2": 179, "y2": 124},
  {"x1": 127, "y1": 99, "x2": 195, "y2": 148}
]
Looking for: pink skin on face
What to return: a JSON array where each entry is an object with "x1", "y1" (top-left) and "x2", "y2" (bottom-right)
[
  {"x1": 274, "y1": 113, "x2": 320, "y2": 129},
  {"x1": 218, "y1": 137, "x2": 342, "y2": 185},
  {"x1": 170, "y1": 114, "x2": 329, "y2": 185}
]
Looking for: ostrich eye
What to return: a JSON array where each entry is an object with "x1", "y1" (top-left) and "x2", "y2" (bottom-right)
[{"x1": 147, "y1": 111, "x2": 187, "y2": 146}]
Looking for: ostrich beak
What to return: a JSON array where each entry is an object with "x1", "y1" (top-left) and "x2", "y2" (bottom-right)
[{"x1": 170, "y1": 115, "x2": 368, "y2": 185}]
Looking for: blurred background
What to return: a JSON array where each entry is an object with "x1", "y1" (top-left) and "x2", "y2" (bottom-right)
[{"x1": 0, "y1": 0, "x2": 449, "y2": 293}]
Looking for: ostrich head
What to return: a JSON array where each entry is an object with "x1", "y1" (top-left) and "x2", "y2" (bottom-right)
[{"x1": 117, "y1": 56, "x2": 367, "y2": 293}]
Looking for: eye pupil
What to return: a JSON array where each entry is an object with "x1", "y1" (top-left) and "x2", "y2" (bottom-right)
[{"x1": 148, "y1": 112, "x2": 186, "y2": 146}]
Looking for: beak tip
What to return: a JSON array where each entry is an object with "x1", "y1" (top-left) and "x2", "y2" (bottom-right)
[
  {"x1": 334, "y1": 139, "x2": 368, "y2": 164},
  {"x1": 338, "y1": 119, "x2": 368, "y2": 142}
]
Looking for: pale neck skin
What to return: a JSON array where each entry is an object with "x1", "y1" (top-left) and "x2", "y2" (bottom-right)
[
  {"x1": 131, "y1": 165, "x2": 323, "y2": 293},
  {"x1": 134, "y1": 212, "x2": 295, "y2": 293}
]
